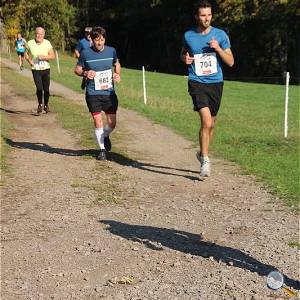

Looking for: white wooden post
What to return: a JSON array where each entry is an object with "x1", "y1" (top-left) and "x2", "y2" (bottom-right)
[
  {"x1": 284, "y1": 72, "x2": 290, "y2": 138},
  {"x1": 55, "y1": 50, "x2": 61, "y2": 73},
  {"x1": 8, "y1": 44, "x2": 11, "y2": 60},
  {"x1": 142, "y1": 66, "x2": 147, "y2": 105}
]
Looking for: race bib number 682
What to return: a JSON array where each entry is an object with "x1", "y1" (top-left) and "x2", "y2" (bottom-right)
[{"x1": 94, "y1": 69, "x2": 113, "y2": 90}]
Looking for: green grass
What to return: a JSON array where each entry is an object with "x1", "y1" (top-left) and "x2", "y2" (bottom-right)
[
  {"x1": 288, "y1": 241, "x2": 300, "y2": 250},
  {"x1": 2, "y1": 51, "x2": 299, "y2": 207},
  {"x1": 0, "y1": 100, "x2": 13, "y2": 175}
]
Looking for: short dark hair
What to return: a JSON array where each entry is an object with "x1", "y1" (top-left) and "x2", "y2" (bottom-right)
[
  {"x1": 194, "y1": 0, "x2": 212, "y2": 14},
  {"x1": 91, "y1": 26, "x2": 106, "y2": 40}
]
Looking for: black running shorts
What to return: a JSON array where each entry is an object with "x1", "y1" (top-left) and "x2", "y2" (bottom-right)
[
  {"x1": 188, "y1": 80, "x2": 224, "y2": 116},
  {"x1": 85, "y1": 93, "x2": 118, "y2": 114},
  {"x1": 17, "y1": 51, "x2": 25, "y2": 57}
]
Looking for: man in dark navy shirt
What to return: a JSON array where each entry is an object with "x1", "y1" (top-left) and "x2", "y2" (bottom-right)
[
  {"x1": 74, "y1": 27, "x2": 93, "y2": 58},
  {"x1": 74, "y1": 26, "x2": 121, "y2": 161}
]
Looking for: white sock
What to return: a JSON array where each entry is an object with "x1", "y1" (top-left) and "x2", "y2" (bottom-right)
[
  {"x1": 104, "y1": 124, "x2": 114, "y2": 137},
  {"x1": 95, "y1": 127, "x2": 105, "y2": 149}
]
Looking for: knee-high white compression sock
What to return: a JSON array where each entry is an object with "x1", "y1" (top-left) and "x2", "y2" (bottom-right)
[{"x1": 95, "y1": 127, "x2": 105, "y2": 149}]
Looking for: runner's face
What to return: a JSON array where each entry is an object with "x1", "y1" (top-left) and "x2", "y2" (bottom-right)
[
  {"x1": 35, "y1": 29, "x2": 45, "y2": 43},
  {"x1": 93, "y1": 35, "x2": 105, "y2": 51},
  {"x1": 195, "y1": 7, "x2": 212, "y2": 29}
]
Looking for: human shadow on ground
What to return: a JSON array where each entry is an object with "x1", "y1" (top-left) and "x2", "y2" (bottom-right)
[
  {"x1": 0, "y1": 107, "x2": 30, "y2": 115},
  {"x1": 100, "y1": 220, "x2": 300, "y2": 290},
  {"x1": 108, "y1": 151, "x2": 199, "y2": 181},
  {"x1": 4, "y1": 138, "x2": 96, "y2": 157},
  {"x1": 4, "y1": 139, "x2": 199, "y2": 180}
]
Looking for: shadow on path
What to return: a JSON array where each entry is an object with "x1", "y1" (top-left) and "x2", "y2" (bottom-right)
[
  {"x1": 4, "y1": 139, "x2": 199, "y2": 180},
  {"x1": 109, "y1": 152, "x2": 199, "y2": 181},
  {"x1": 100, "y1": 220, "x2": 300, "y2": 290},
  {"x1": 0, "y1": 107, "x2": 32, "y2": 115},
  {"x1": 4, "y1": 138, "x2": 96, "y2": 157}
]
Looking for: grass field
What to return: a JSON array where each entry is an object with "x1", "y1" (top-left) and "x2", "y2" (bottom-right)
[
  {"x1": 1, "y1": 52, "x2": 299, "y2": 207},
  {"x1": 0, "y1": 99, "x2": 12, "y2": 175}
]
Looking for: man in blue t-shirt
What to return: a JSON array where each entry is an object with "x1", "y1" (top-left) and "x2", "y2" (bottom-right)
[
  {"x1": 74, "y1": 27, "x2": 93, "y2": 90},
  {"x1": 15, "y1": 33, "x2": 27, "y2": 70},
  {"x1": 181, "y1": 0, "x2": 234, "y2": 177},
  {"x1": 74, "y1": 26, "x2": 121, "y2": 161}
]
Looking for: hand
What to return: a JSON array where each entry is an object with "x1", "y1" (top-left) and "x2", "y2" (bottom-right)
[
  {"x1": 85, "y1": 70, "x2": 96, "y2": 79},
  {"x1": 209, "y1": 37, "x2": 221, "y2": 51},
  {"x1": 183, "y1": 52, "x2": 194, "y2": 65},
  {"x1": 37, "y1": 55, "x2": 44, "y2": 60},
  {"x1": 113, "y1": 73, "x2": 121, "y2": 82}
]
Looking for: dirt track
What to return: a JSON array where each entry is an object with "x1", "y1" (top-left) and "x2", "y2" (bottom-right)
[{"x1": 1, "y1": 60, "x2": 299, "y2": 300}]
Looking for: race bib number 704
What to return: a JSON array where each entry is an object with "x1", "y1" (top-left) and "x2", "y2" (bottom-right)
[
  {"x1": 94, "y1": 69, "x2": 113, "y2": 90},
  {"x1": 194, "y1": 52, "x2": 217, "y2": 76}
]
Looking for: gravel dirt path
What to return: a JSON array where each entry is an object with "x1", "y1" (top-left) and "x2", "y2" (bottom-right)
[{"x1": 1, "y1": 60, "x2": 299, "y2": 300}]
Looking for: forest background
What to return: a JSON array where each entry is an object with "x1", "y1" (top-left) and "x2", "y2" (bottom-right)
[{"x1": 1, "y1": 0, "x2": 299, "y2": 84}]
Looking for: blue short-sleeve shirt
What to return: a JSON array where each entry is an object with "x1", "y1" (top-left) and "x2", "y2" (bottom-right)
[
  {"x1": 15, "y1": 38, "x2": 26, "y2": 53},
  {"x1": 75, "y1": 38, "x2": 92, "y2": 54},
  {"x1": 77, "y1": 46, "x2": 117, "y2": 96},
  {"x1": 183, "y1": 26, "x2": 231, "y2": 83}
]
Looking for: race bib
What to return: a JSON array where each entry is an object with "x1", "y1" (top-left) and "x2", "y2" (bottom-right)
[
  {"x1": 194, "y1": 52, "x2": 217, "y2": 76},
  {"x1": 94, "y1": 69, "x2": 113, "y2": 90},
  {"x1": 34, "y1": 59, "x2": 47, "y2": 70}
]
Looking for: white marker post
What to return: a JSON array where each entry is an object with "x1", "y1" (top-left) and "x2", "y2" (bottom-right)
[
  {"x1": 284, "y1": 72, "x2": 290, "y2": 138},
  {"x1": 142, "y1": 66, "x2": 147, "y2": 105},
  {"x1": 55, "y1": 50, "x2": 61, "y2": 74},
  {"x1": 8, "y1": 44, "x2": 11, "y2": 60}
]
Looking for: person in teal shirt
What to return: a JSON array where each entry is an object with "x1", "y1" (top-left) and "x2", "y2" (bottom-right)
[{"x1": 15, "y1": 33, "x2": 27, "y2": 70}]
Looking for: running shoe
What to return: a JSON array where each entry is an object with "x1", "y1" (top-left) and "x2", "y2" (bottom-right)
[
  {"x1": 200, "y1": 157, "x2": 211, "y2": 177},
  {"x1": 44, "y1": 105, "x2": 50, "y2": 113},
  {"x1": 104, "y1": 136, "x2": 111, "y2": 152},
  {"x1": 97, "y1": 149, "x2": 107, "y2": 160},
  {"x1": 20, "y1": 65, "x2": 24, "y2": 71},
  {"x1": 37, "y1": 104, "x2": 43, "y2": 114}
]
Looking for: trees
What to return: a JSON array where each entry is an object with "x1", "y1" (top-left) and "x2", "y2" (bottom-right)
[
  {"x1": 214, "y1": 0, "x2": 300, "y2": 82},
  {"x1": 2, "y1": 0, "x2": 299, "y2": 82},
  {"x1": 2, "y1": 0, "x2": 77, "y2": 50}
]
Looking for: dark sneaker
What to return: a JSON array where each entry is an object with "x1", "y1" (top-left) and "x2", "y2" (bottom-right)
[
  {"x1": 37, "y1": 104, "x2": 43, "y2": 114},
  {"x1": 44, "y1": 105, "x2": 50, "y2": 113},
  {"x1": 196, "y1": 151, "x2": 203, "y2": 165},
  {"x1": 81, "y1": 78, "x2": 86, "y2": 90},
  {"x1": 97, "y1": 149, "x2": 107, "y2": 160},
  {"x1": 20, "y1": 65, "x2": 24, "y2": 71},
  {"x1": 104, "y1": 136, "x2": 111, "y2": 152}
]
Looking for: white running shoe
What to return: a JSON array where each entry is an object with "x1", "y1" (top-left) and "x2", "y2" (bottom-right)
[{"x1": 200, "y1": 157, "x2": 211, "y2": 177}]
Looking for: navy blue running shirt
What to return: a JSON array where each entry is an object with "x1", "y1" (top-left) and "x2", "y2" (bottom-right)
[
  {"x1": 77, "y1": 46, "x2": 117, "y2": 96},
  {"x1": 183, "y1": 26, "x2": 231, "y2": 83},
  {"x1": 75, "y1": 38, "x2": 92, "y2": 54}
]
